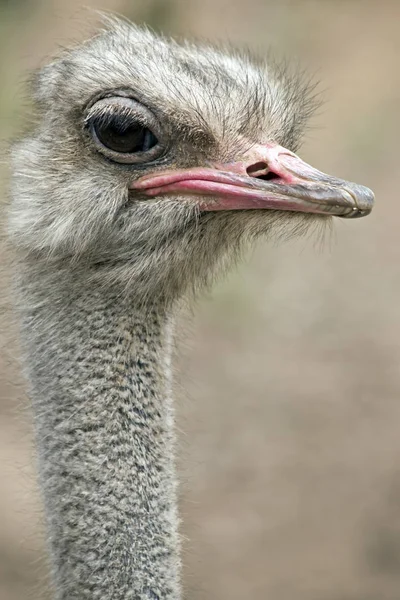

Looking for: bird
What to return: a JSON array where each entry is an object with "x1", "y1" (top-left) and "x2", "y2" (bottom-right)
[{"x1": 8, "y1": 18, "x2": 374, "y2": 600}]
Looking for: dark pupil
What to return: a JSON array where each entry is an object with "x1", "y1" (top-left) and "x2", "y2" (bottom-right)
[{"x1": 94, "y1": 116, "x2": 157, "y2": 154}]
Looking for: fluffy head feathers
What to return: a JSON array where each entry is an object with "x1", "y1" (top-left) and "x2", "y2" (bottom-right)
[{"x1": 9, "y1": 20, "x2": 320, "y2": 306}]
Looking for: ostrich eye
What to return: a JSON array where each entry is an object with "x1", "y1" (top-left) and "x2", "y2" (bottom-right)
[
  {"x1": 93, "y1": 116, "x2": 158, "y2": 154},
  {"x1": 85, "y1": 96, "x2": 162, "y2": 163}
]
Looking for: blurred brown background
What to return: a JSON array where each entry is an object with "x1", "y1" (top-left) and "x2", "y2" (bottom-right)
[{"x1": 0, "y1": 0, "x2": 399, "y2": 599}]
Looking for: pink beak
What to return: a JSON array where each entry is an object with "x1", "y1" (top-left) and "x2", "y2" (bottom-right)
[{"x1": 132, "y1": 143, "x2": 374, "y2": 218}]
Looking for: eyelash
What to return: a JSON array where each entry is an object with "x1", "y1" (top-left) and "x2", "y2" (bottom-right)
[{"x1": 85, "y1": 107, "x2": 144, "y2": 131}]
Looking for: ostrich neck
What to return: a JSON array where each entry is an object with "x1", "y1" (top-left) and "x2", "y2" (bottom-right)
[{"x1": 18, "y1": 270, "x2": 181, "y2": 600}]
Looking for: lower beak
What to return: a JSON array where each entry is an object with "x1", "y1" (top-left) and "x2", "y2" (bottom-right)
[{"x1": 132, "y1": 143, "x2": 374, "y2": 219}]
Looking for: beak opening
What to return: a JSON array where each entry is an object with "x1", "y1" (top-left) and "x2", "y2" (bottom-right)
[{"x1": 132, "y1": 143, "x2": 374, "y2": 219}]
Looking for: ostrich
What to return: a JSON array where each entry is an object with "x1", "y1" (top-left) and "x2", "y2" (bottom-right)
[{"x1": 8, "y1": 20, "x2": 373, "y2": 600}]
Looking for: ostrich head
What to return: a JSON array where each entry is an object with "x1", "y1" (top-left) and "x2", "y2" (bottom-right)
[{"x1": 9, "y1": 20, "x2": 374, "y2": 305}]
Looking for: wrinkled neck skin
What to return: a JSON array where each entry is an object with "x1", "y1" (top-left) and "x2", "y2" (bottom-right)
[{"x1": 17, "y1": 264, "x2": 181, "y2": 600}]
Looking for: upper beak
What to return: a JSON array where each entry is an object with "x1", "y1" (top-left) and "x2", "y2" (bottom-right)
[{"x1": 132, "y1": 143, "x2": 374, "y2": 219}]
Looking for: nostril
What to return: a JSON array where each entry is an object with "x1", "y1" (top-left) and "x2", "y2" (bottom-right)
[
  {"x1": 246, "y1": 161, "x2": 268, "y2": 177},
  {"x1": 246, "y1": 161, "x2": 280, "y2": 181}
]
